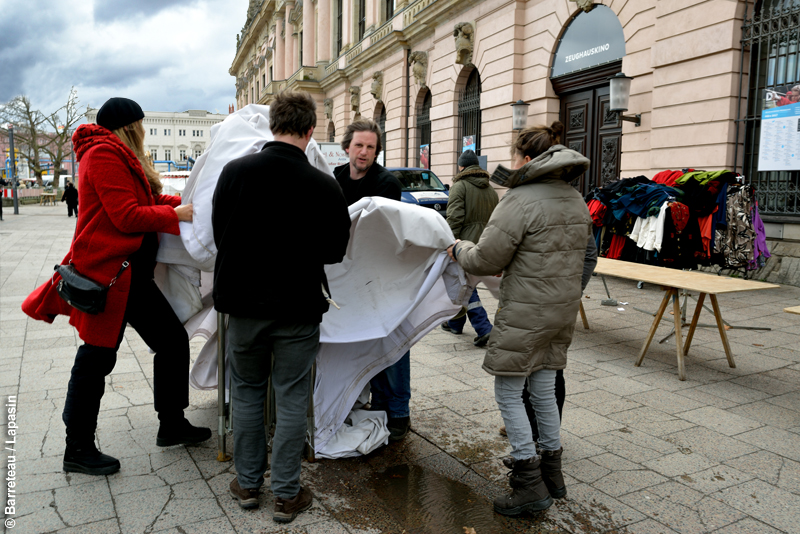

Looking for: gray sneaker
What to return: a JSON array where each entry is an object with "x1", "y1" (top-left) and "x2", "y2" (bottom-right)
[
  {"x1": 274, "y1": 486, "x2": 313, "y2": 523},
  {"x1": 230, "y1": 477, "x2": 259, "y2": 509}
]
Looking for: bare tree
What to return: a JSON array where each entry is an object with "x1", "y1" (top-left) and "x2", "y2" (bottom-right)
[
  {"x1": 0, "y1": 95, "x2": 49, "y2": 186},
  {"x1": 0, "y1": 88, "x2": 86, "y2": 189},
  {"x1": 42, "y1": 88, "x2": 85, "y2": 190}
]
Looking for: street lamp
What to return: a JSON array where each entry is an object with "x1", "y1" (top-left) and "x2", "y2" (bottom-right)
[
  {"x1": 608, "y1": 72, "x2": 641, "y2": 126},
  {"x1": 510, "y1": 100, "x2": 530, "y2": 131}
]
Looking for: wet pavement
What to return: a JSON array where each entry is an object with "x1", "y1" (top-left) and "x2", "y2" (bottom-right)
[{"x1": 2, "y1": 204, "x2": 800, "y2": 533}]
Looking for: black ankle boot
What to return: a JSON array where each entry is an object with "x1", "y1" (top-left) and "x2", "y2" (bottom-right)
[
  {"x1": 539, "y1": 448, "x2": 567, "y2": 499},
  {"x1": 493, "y1": 456, "x2": 553, "y2": 516},
  {"x1": 156, "y1": 417, "x2": 212, "y2": 447},
  {"x1": 63, "y1": 441, "x2": 120, "y2": 476}
]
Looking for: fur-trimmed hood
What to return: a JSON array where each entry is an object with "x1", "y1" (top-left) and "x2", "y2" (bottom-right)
[{"x1": 453, "y1": 165, "x2": 491, "y2": 188}]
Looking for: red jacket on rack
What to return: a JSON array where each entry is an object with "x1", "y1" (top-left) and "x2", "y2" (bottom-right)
[{"x1": 22, "y1": 124, "x2": 181, "y2": 348}]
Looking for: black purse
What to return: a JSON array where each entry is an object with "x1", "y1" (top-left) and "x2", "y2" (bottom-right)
[{"x1": 54, "y1": 261, "x2": 129, "y2": 315}]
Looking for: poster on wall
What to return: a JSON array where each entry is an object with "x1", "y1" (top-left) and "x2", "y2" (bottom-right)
[
  {"x1": 758, "y1": 101, "x2": 800, "y2": 172},
  {"x1": 420, "y1": 144, "x2": 430, "y2": 169},
  {"x1": 462, "y1": 136, "x2": 476, "y2": 153}
]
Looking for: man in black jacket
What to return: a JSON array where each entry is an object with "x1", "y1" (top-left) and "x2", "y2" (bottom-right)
[
  {"x1": 212, "y1": 91, "x2": 350, "y2": 524},
  {"x1": 333, "y1": 120, "x2": 411, "y2": 442},
  {"x1": 61, "y1": 181, "x2": 79, "y2": 217}
]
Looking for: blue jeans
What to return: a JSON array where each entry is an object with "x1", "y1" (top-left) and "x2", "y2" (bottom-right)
[
  {"x1": 227, "y1": 316, "x2": 318, "y2": 499},
  {"x1": 495, "y1": 370, "x2": 561, "y2": 460},
  {"x1": 448, "y1": 288, "x2": 492, "y2": 336},
  {"x1": 369, "y1": 350, "x2": 411, "y2": 418}
]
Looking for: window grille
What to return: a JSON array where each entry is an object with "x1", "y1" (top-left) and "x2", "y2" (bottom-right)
[
  {"x1": 417, "y1": 90, "x2": 432, "y2": 167},
  {"x1": 336, "y1": 0, "x2": 343, "y2": 56},
  {"x1": 737, "y1": 0, "x2": 800, "y2": 220},
  {"x1": 358, "y1": 0, "x2": 366, "y2": 41},
  {"x1": 458, "y1": 69, "x2": 482, "y2": 156},
  {"x1": 378, "y1": 104, "x2": 387, "y2": 156}
]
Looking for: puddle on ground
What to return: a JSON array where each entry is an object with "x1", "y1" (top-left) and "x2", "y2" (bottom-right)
[{"x1": 364, "y1": 463, "x2": 528, "y2": 534}]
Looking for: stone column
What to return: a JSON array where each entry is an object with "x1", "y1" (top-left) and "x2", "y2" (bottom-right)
[
  {"x1": 274, "y1": 19, "x2": 285, "y2": 80},
  {"x1": 365, "y1": 0, "x2": 377, "y2": 34},
  {"x1": 285, "y1": 3, "x2": 295, "y2": 78},
  {"x1": 303, "y1": 0, "x2": 315, "y2": 66},
  {"x1": 317, "y1": 0, "x2": 330, "y2": 62}
]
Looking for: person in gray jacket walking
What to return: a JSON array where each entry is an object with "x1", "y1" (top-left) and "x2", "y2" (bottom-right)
[
  {"x1": 447, "y1": 122, "x2": 592, "y2": 517},
  {"x1": 441, "y1": 149, "x2": 499, "y2": 346}
]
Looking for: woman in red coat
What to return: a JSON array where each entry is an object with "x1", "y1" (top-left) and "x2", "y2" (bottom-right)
[{"x1": 22, "y1": 98, "x2": 211, "y2": 475}]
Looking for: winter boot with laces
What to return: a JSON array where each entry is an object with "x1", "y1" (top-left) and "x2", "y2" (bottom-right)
[
  {"x1": 493, "y1": 456, "x2": 553, "y2": 516},
  {"x1": 539, "y1": 447, "x2": 567, "y2": 499}
]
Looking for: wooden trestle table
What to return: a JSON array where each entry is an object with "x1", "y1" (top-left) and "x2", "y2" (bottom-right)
[{"x1": 594, "y1": 258, "x2": 780, "y2": 381}]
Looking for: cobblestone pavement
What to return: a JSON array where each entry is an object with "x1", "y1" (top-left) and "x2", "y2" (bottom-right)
[{"x1": 2, "y1": 204, "x2": 800, "y2": 534}]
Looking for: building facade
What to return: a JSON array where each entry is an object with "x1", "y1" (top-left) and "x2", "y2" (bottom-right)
[
  {"x1": 230, "y1": 0, "x2": 800, "y2": 241},
  {"x1": 85, "y1": 109, "x2": 227, "y2": 172}
]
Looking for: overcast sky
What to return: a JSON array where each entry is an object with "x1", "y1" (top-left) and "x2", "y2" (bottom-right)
[{"x1": 0, "y1": 0, "x2": 250, "y2": 121}]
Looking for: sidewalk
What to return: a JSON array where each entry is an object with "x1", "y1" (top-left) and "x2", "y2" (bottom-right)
[{"x1": 2, "y1": 204, "x2": 800, "y2": 534}]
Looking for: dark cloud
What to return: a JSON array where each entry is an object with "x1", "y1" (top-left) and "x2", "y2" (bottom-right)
[
  {"x1": 1, "y1": 0, "x2": 246, "y2": 117},
  {"x1": 93, "y1": 0, "x2": 200, "y2": 23}
]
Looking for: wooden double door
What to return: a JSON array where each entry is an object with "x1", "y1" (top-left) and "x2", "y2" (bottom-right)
[{"x1": 559, "y1": 85, "x2": 623, "y2": 197}]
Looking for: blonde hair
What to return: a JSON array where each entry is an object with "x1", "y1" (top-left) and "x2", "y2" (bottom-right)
[{"x1": 112, "y1": 120, "x2": 163, "y2": 195}]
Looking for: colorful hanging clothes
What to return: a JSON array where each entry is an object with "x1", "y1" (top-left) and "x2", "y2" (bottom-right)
[
  {"x1": 606, "y1": 234, "x2": 628, "y2": 259},
  {"x1": 750, "y1": 200, "x2": 771, "y2": 270},
  {"x1": 629, "y1": 201, "x2": 669, "y2": 252},
  {"x1": 717, "y1": 185, "x2": 756, "y2": 268},
  {"x1": 587, "y1": 199, "x2": 606, "y2": 227},
  {"x1": 659, "y1": 202, "x2": 706, "y2": 269},
  {"x1": 610, "y1": 183, "x2": 681, "y2": 220}
]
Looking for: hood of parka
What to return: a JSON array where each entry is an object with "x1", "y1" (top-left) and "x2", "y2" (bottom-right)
[
  {"x1": 453, "y1": 165, "x2": 491, "y2": 188},
  {"x1": 506, "y1": 144, "x2": 590, "y2": 189}
]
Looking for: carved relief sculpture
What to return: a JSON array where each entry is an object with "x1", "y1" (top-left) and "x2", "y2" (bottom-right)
[
  {"x1": 453, "y1": 22, "x2": 474, "y2": 65},
  {"x1": 324, "y1": 98, "x2": 333, "y2": 119},
  {"x1": 370, "y1": 72, "x2": 383, "y2": 102},
  {"x1": 569, "y1": 0, "x2": 595, "y2": 13},
  {"x1": 410, "y1": 51, "x2": 428, "y2": 87},
  {"x1": 350, "y1": 86, "x2": 361, "y2": 113}
]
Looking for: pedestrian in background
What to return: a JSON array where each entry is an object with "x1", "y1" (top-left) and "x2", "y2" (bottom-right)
[
  {"x1": 61, "y1": 180, "x2": 79, "y2": 217},
  {"x1": 333, "y1": 119, "x2": 413, "y2": 442},
  {"x1": 22, "y1": 97, "x2": 210, "y2": 476},
  {"x1": 447, "y1": 121, "x2": 592, "y2": 516},
  {"x1": 213, "y1": 91, "x2": 351, "y2": 524},
  {"x1": 441, "y1": 149, "x2": 498, "y2": 347}
]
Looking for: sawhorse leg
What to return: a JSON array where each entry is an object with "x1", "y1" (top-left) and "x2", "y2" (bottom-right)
[
  {"x1": 710, "y1": 294, "x2": 736, "y2": 369},
  {"x1": 579, "y1": 300, "x2": 589, "y2": 330},
  {"x1": 683, "y1": 292, "x2": 706, "y2": 356},
  {"x1": 636, "y1": 288, "x2": 673, "y2": 368},
  {"x1": 672, "y1": 290, "x2": 686, "y2": 381}
]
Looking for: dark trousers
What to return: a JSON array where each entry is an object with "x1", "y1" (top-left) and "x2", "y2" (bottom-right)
[
  {"x1": 67, "y1": 202, "x2": 78, "y2": 217},
  {"x1": 62, "y1": 277, "x2": 189, "y2": 445},
  {"x1": 523, "y1": 369, "x2": 565, "y2": 442}
]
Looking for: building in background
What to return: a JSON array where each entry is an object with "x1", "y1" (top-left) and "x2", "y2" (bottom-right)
[
  {"x1": 85, "y1": 109, "x2": 228, "y2": 172},
  {"x1": 230, "y1": 0, "x2": 800, "y2": 245}
]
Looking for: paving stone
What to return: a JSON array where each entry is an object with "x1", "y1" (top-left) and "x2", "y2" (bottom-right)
[
  {"x1": 627, "y1": 389, "x2": 707, "y2": 414},
  {"x1": 561, "y1": 407, "x2": 626, "y2": 437},
  {"x1": 735, "y1": 425, "x2": 800, "y2": 462},
  {"x1": 661, "y1": 426, "x2": 758, "y2": 463},
  {"x1": 723, "y1": 450, "x2": 785, "y2": 486},
  {"x1": 593, "y1": 469, "x2": 668, "y2": 497},
  {"x1": 716, "y1": 479, "x2": 800, "y2": 533},
  {"x1": 583, "y1": 375, "x2": 657, "y2": 396},
  {"x1": 710, "y1": 517, "x2": 786, "y2": 534},
  {"x1": 676, "y1": 464, "x2": 755, "y2": 494},
  {"x1": 729, "y1": 400, "x2": 800, "y2": 430},
  {"x1": 55, "y1": 518, "x2": 121, "y2": 534},
  {"x1": 765, "y1": 390, "x2": 800, "y2": 411},
  {"x1": 678, "y1": 406, "x2": 763, "y2": 436},
  {"x1": 619, "y1": 488, "x2": 741, "y2": 534},
  {"x1": 643, "y1": 451, "x2": 718, "y2": 478},
  {"x1": 155, "y1": 516, "x2": 236, "y2": 534},
  {"x1": 563, "y1": 458, "x2": 610, "y2": 484},
  {"x1": 431, "y1": 387, "x2": 497, "y2": 416},
  {"x1": 10, "y1": 488, "x2": 66, "y2": 533},
  {"x1": 53, "y1": 479, "x2": 115, "y2": 526}
]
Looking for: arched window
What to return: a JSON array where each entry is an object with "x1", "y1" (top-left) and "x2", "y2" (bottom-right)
[
  {"x1": 328, "y1": 122, "x2": 336, "y2": 142},
  {"x1": 458, "y1": 69, "x2": 481, "y2": 155},
  {"x1": 417, "y1": 90, "x2": 432, "y2": 168}
]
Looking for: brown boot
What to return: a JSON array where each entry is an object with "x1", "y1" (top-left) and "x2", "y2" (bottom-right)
[
  {"x1": 539, "y1": 448, "x2": 567, "y2": 499},
  {"x1": 493, "y1": 456, "x2": 553, "y2": 516},
  {"x1": 274, "y1": 486, "x2": 313, "y2": 523}
]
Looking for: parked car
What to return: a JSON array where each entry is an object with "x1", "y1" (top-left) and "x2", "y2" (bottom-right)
[{"x1": 387, "y1": 167, "x2": 449, "y2": 217}]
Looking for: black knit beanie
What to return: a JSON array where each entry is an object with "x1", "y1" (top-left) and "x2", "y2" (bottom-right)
[
  {"x1": 96, "y1": 97, "x2": 144, "y2": 131},
  {"x1": 458, "y1": 149, "x2": 479, "y2": 168}
]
